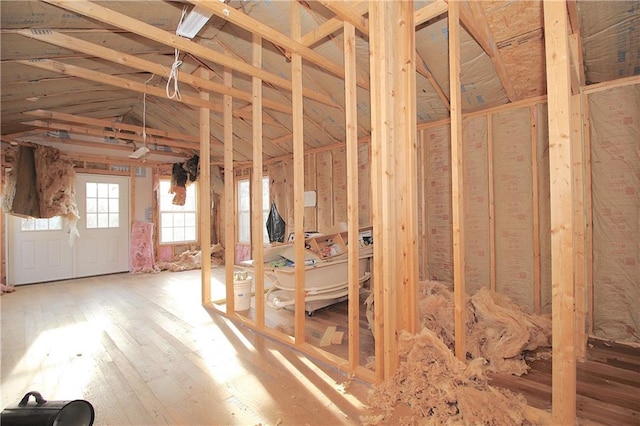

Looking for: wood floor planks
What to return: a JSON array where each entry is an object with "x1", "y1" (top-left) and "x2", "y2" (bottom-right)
[{"x1": 1, "y1": 271, "x2": 372, "y2": 425}]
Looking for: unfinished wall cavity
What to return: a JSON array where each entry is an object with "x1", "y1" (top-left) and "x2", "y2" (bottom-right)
[{"x1": 589, "y1": 84, "x2": 640, "y2": 343}]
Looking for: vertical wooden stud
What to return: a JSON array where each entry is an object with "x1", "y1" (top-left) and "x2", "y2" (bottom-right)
[
  {"x1": 583, "y1": 97, "x2": 594, "y2": 335},
  {"x1": 344, "y1": 21, "x2": 360, "y2": 369},
  {"x1": 199, "y1": 67, "x2": 212, "y2": 305},
  {"x1": 251, "y1": 34, "x2": 264, "y2": 321},
  {"x1": 488, "y1": 114, "x2": 496, "y2": 293},
  {"x1": 223, "y1": 66, "x2": 235, "y2": 313},
  {"x1": 368, "y1": 1, "x2": 386, "y2": 379},
  {"x1": 571, "y1": 92, "x2": 587, "y2": 360},
  {"x1": 291, "y1": 2, "x2": 306, "y2": 344},
  {"x1": 543, "y1": 1, "x2": 577, "y2": 423},
  {"x1": 369, "y1": 0, "x2": 417, "y2": 379},
  {"x1": 448, "y1": 0, "x2": 466, "y2": 361},
  {"x1": 531, "y1": 105, "x2": 541, "y2": 314}
]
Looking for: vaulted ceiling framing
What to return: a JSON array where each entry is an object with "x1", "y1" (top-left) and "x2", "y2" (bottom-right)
[{"x1": 1, "y1": 0, "x2": 638, "y2": 167}]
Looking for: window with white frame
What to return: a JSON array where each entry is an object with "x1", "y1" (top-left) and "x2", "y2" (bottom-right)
[
  {"x1": 159, "y1": 180, "x2": 197, "y2": 244},
  {"x1": 20, "y1": 216, "x2": 62, "y2": 231},
  {"x1": 85, "y1": 182, "x2": 120, "y2": 228},
  {"x1": 237, "y1": 176, "x2": 270, "y2": 245}
]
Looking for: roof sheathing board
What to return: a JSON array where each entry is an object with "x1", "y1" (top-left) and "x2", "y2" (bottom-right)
[{"x1": 481, "y1": 1, "x2": 546, "y2": 99}]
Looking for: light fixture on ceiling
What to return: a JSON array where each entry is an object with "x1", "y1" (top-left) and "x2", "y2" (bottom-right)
[
  {"x1": 129, "y1": 146, "x2": 150, "y2": 159},
  {"x1": 176, "y1": 5, "x2": 216, "y2": 39}
]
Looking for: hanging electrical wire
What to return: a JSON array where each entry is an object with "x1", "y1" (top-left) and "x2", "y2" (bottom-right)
[{"x1": 167, "y1": 6, "x2": 187, "y2": 101}]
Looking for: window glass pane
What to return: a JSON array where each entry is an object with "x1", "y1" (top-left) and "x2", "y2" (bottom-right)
[
  {"x1": 109, "y1": 198, "x2": 119, "y2": 213},
  {"x1": 97, "y1": 198, "x2": 109, "y2": 213},
  {"x1": 86, "y1": 182, "x2": 97, "y2": 198},
  {"x1": 86, "y1": 213, "x2": 97, "y2": 228},
  {"x1": 158, "y1": 179, "x2": 197, "y2": 244},
  {"x1": 109, "y1": 184, "x2": 119, "y2": 198},
  {"x1": 97, "y1": 183, "x2": 109, "y2": 198},
  {"x1": 161, "y1": 212, "x2": 174, "y2": 227},
  {"x1": 86, "y1": 198, "x2": 97, "y2": 213},
  {"x1": 174, "y1": 213, "x2": 185, "y2": 227},
  {"x1": 97, "y1": 213, "x2": 109, "y2": 228},
  {"x1": 162, "y1": 228, "x2": 173, "y2": 243},
  {"x1": 49, "y1": 216, "x2": 62, "y2": 229},
  {"x1": 109, "y1": 213, "x2": 119, "y2": 227},
  {"x1": 21, "y1": 218, "x2": 35, "y2": 231}
]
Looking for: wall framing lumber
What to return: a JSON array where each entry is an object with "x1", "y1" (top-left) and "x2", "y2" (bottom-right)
[
  {"x1": 571, "y1": 92, "x2": 587, "y2": 360},
  {"x1": 41, "y1": 0, "x2": 337, "y2": 108},
  {"x1": 487, "y1": 114, "x2": 496, "y2": 293},
  {"x1": 290, "y1": 2, "x2": 306, "y2": 346},
  {"x1": 343, "y1": 21, "x2": 360, "y2": 370},
  {"x1": 543, "y1": 1, "x2": 577, "y2": 423},
  {"x1": 531, "y1": 105, "x2": 541, "y2": 314},
  {"x1": 198, "y1": 67, "x2": 212, "y2": 305},
  {"x1": 369, "y1": 0, "x2": 418, "y2": 379},
  {"x1": 223, "y1": 66, "x2": 235, "y2": 313},
  {"x1": 16, "y1": 29, "x2": 291, "y2": 115},
  {"x1": 16, "y1": 59, "x2": 243, "y2": 119},
  {"x1": 583, "y1": 97, "x2": 594, "y2": 336},
  {"x1": 250, "y1": 34, "x2": 264, "y2": 323},
  {"x1": 448, "y1": 0, "x2": 467, "y2": 362}
]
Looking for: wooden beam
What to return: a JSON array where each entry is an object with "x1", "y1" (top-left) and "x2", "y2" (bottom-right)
[
  {"x1": 41, "y1": 0, "x2": 338, "y2": 108},
  {"x1": 415, "y1": 0, "x2": 448, "y2": 26},
  {"x1": 320, "y1": 1, "x2": 368, "y2": 35},
  {"x1": 301, "y1": 2, "x2": 369, "y2": 47},
  {"x1": 543, "y1": 0, "x2": 577, "y2": 423},
  {"x1": 487, "y1": 114, "x2": 496, "y2": 292},
  {"x1": 16, "y1": 59, "x2": 245, "y2": 119},
  {"x1": 21, "y1": 120, "x2": 202, "y2": 151},
  {"x1": 6, "y1": 133, "x2": 191, "y2": 159},
  {"x1": 369, "y1": 0, "x2": 418, "y2": 379},
  {"x1": 17, "y1": 29, "x2": 292, "y2": 115},
  {"x1": 571, "y1": 92, "x2": 587, "y2": 361},
  {"x1": 23, "y1": 109, "x2": 200, "y2": 143},
  {"x1": 188, "y1": 0, "x2": 370, "y2": 91},
  {"x1": 198, "y1": 67, "x2": 212, "y2": 305},
  {"x1": 416, "y1": 53, "x2": 451, "y2": 110},
  {"x1": 291, "y1": 2, "x2": 306, "y2": 346},
  {"x1": 250, "y1": 34, "x2": 264, "y2": 322},
  {"x1": 343, "y1": 21, "x2": 360, "y2": 370},
  {"x1": 531, "y1": 105, "x2": 541, "y2": 314},
  {"x1": 461, "y1": 1, "x2": 518, "y2": 101},
  {"x1": 223, "y1": 66, "x2": 235, "y2": 314},
  {"x1": 449, "y1": 0, "x2": 466, "y2": 362}
]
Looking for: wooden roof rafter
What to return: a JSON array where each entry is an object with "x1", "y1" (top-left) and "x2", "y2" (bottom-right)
[
  {"x1": 458, "y1": 0, "x2": 518, "y2": 102},
  {"x1": 23, "y1": 109, "x2": 200, "y2": 143},
  {"x1": 187, "y1": 0, "x2": 370, "y2": 91},
  {"x1": 16, "y1": 29, "x2": 293, "y2": 115},
  {"x1": 5, "y1": 133, "x2": 193, "y2": 160},
  {"x1": 41, "y1": 0, "x2": 338, "y2": 108}
]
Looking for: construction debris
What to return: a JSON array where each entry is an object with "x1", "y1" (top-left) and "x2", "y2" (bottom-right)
[{"x1": 157, "y1": 243, "x2": 225, "y2": 272}]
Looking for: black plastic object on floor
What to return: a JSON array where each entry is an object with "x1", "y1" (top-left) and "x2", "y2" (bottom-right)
[{"x1": 0, "y1": 391, "x2": 95, "y2": 426}]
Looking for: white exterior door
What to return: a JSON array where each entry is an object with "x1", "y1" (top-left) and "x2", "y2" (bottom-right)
[
  {"x1": 6, "y1": 173, "x2": 130, "y2": 285},
  {"x1": 74, "y1": 174, "x2": 130, "y2": 277},
  {"x1": 6, "y1": 215, "x2": 74, "y2": 285}
]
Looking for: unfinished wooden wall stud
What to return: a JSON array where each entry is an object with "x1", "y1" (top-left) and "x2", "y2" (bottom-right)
[{"x1": 543, "y1": 1, "x2": 577, "y2": 423}]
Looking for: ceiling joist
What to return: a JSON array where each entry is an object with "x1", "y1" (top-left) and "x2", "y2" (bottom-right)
[
  {"x1": 17, "y1": 29, "x2": 293, "y2": 115},
  {"x1": 41, "y1": 0, "x2": 339, "y2": 108}
]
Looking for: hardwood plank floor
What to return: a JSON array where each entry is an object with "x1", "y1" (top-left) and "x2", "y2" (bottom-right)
[{"x1": 1, "y1": 270, "x2": 372, "y2": 425}]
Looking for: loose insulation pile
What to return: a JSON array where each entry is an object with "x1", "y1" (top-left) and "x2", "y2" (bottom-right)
[
  {"x1": 364, "y1": 281, "x2": 552, "y2": 425},
  {"x1": 157, "y1": 243, "x2": 225, "y2": 272}
]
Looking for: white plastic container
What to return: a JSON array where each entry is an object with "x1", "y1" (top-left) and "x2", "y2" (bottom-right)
[{"x1": 233, "y1": 277, "x2": 253, "y2": 311}]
